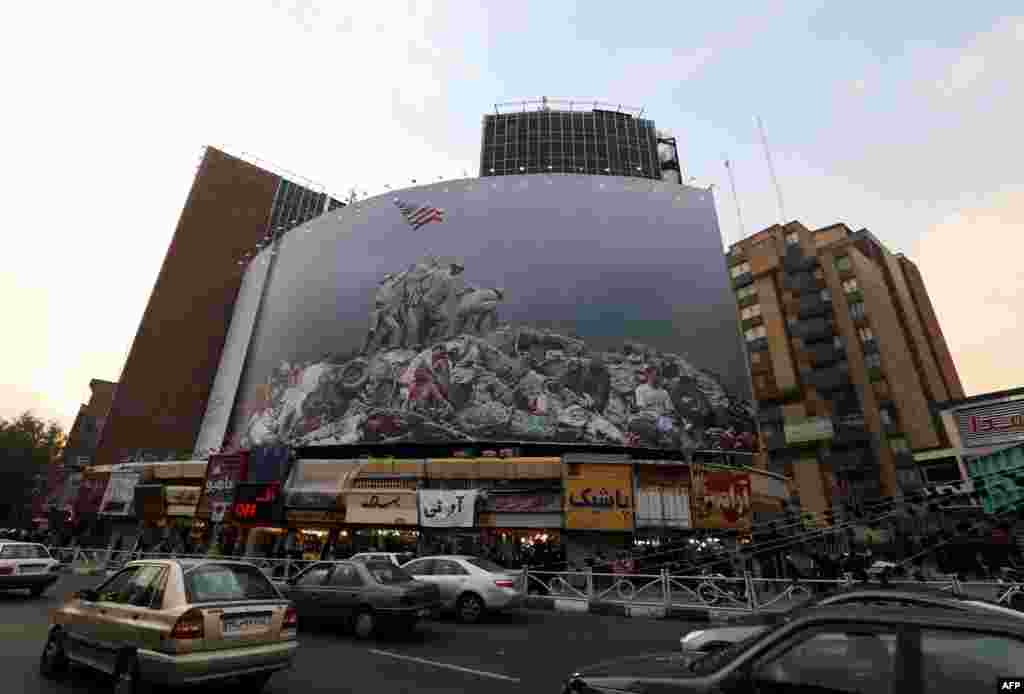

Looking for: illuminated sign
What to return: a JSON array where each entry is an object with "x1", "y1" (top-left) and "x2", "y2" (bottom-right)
[
  {"x1": 955, "y1": 400, "x2": 1024, "y2": 448},
  {"x1": 230, "y1": 482, "x2": 281, "y2": 524}
]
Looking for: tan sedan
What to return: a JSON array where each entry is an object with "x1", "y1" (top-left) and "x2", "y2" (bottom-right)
[{"x1": 40, "y1": 559, "x2": 298, "y2": 692}]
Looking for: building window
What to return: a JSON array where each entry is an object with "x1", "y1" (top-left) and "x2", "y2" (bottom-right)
[
  {"x1": 879, "y1": 407, "x2": 894, "y2": 427},
  {"x1": 730, "y1": 261, "x2": 751, "y2": 278},
  {"x1": 755, "y1": 374, "x2": 769, "y2": 390},
  {"x1": 820, "y1": 288, "x2": 832, "y2": 302},
  {"x1": 858, "y1": 326, "x2": 874, "y2": 343},
  {"x1": 842, "y1": 278, "x2": 859, "y2": 293},
  {"x1": 849, "y1": 302, "x2": 866, "y2": 320},
  {"x1": 751, "y1": 351, "x2": 763, "y2": 365},
  {"x1": 741, "y1": 304, "x2": 762, "y2": 320},
  {"x1": 813, "y1": 267, "x2": 824, "y2": 280},
  {"x1": 864, "y1": 352, "x2": 881, "y2": 369},
  {"x1": 835, "y1": 256, "x2": 852, "y2": 272},
  {"x1": 786, "y1": 315, "x2": 798, "y2": 328},
  {"x1": 785, "y1": 231, "x2": 799, "y2": 246},
  {"x1": 736, "y1": 285, "x2": 757, "y2": 300},
  {"x1": 744, "y1": 325, "x2": 767, "y2": 342},
  {"x1": 889, "y1": 437, "x2": 910, "y2": 455},
  {"x1": 833, "y1": 335, "x2": 844, "y2": 350}
]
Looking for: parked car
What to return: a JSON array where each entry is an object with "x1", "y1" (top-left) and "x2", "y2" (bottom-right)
[
  {"x1": 401, "y1": 555, "x2": 524, "y2": 624},
  {"x1": 567, "y1": 604, "x2": 1024, "y2": 693},
  {"x1": 0, "y1": 542, "x2": 61, "y2": 597},
  {"x1": 39, "y1": 559, "x2": 298, "y2": 692},
  {"x1": 679, "y1": 584, "x2": 1024, "y2": 655},
  {"x1": 350, "y1": 552, "x2": 415, "y2": 567},
  {"x1": 278, "y1": 560, "x2": 441, "y2": 639}
]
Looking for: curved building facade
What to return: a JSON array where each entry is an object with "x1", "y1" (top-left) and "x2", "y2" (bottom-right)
[{"x1": 196, "y1": 175, "x2": 754, "y2": 457}]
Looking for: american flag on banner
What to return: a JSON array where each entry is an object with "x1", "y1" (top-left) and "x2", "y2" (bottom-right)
[{"x1": 394, "y1": 199, "x2": 444, "y2": 229}]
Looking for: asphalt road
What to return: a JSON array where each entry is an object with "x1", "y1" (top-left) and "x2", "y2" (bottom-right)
[{"x1": 5, "y1": 575, "x2": 693, "y2": 694}]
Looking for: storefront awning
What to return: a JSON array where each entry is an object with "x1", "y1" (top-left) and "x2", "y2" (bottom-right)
[
  {"x1": 426, "y1": 457, "x2": 562, "y2": 480},
  {"x1": 284, "y1": 459, "x2": 362, "y2": 510},
  {"x1": 152, "y1": 461, "x2": 208, "y2": 481}
]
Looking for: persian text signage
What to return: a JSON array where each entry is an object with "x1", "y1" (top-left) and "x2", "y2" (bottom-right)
[
  {"x1": 166, "y1": 486, "x2": 202, "y2": 516},
  {"x1": 287, "y1": 510, "x2": 347, "y2": 525},
  {"x1": 345, "y1": 491, "x2": 417, "y2": 525},
  {"x1": 690, "y1": 466, "x2": 752, "y2": 530},
  {"x1": 634, "y1": 465, "x2": 690, "y2": 529},
  {"x1": 418, "y1": 490, "x2": 479, "y2": 528},
  {"x1": 482, "y1": 493, "x2": 561, "y2": 514},
  {"x1": 564, "y1": 463, "x2": 634, "y2": 532},
  {"x1": 955, "y1": 400, "x2": 1024, "y2": 448},
  {"x1": 231, "y1": 482, "x2": 281, "y2": 525}
]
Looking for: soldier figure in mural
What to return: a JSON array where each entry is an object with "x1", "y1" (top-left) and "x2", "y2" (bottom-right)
[{"x1": 235, "y1": 254, "x2": 759, "y2": 453}]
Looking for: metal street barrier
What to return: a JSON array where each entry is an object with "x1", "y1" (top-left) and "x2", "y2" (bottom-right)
[{"x1": 43, "y1": 546, "x2": 1024, "y2": 615}]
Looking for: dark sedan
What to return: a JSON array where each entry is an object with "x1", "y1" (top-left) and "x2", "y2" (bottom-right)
[
  {"x1": 565, "y1": 604, "x2": 1024, "y2": 693},
  {"x1": 278, "y1": 560, "x2": 442, "y2": 639},
  {"x1": 680, "y1": 584, "x2": 1024, "y2": 655}
]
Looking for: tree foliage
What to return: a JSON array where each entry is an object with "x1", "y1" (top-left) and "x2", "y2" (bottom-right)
[{"x1": 0, "y1": 411, "x2": 66, "y2": 523}]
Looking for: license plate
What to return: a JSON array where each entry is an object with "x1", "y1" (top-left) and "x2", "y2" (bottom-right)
[{"x1": 223, "y1": 615, "x2": 271, "y2": 635}]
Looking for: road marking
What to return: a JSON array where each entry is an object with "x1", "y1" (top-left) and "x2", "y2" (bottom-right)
[{"x1": 368, "y1": 649, "x2": 521, "y2": 682}]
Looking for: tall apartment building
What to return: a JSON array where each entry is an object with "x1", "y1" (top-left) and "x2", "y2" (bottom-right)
[
  {"x1": 93, "y1": 147, "x2": 344, "y2": 467},
  {"x1": 479, "y1": 97, "x2": 682, "y2": 182},
  {"x1": 726, "y1": 222, "x2": 964, "y2": 521}
]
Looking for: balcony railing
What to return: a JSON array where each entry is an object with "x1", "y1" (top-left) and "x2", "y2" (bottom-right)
[
  {"x1": 798, "y1": 294, "x2": 831, "y2": 320},
  {"x1": 732, "y1": 272, "x2": 754, "y2": 289}
]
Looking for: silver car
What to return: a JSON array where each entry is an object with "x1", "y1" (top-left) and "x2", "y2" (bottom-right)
[
  {"x1": 349, "y1": 552, "x2": 415, "y2": 567},
  {"x1": 400, "y1": 555, "x2": 524, "y2": 624}
]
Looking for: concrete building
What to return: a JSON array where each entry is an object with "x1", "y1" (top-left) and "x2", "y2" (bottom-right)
[
  {"x1": 61, "y1": 379, "x2": 118, "y2": 470},
  {"x1": 93, "y1": 147, "x2": 344, "y2": 467},
  {"x1": 479, "y1": 97, "x2": 682, "y2": 183},
  {"x1": 726, "y1": 221, "x2": 964, "y2": 522}
]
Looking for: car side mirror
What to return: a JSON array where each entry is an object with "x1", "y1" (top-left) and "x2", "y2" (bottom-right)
[{"x1": 78, "y1": 589, "x2": 98, "y2": 602}]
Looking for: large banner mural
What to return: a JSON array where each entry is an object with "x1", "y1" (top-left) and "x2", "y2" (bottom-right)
[{"x1": 224, "y1": 176, "x2": 755, "y2": 456}]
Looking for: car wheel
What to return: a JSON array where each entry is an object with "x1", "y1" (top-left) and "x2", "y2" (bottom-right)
[
  {"x1": 456, "y1": 594, "x2": 484, "y2": 624},
  {"x1": 237, "y1": 672, "x2": 272, "y2": 691},
  {"x1": 113, "y1": 655, "x2": 150, "y2": 694},
  {"x1": 353, "y1": 609, "x2": 376, "y2": 640},
  {"x1": 39, "y1": 629, "x2": 69, "y2": 678}
]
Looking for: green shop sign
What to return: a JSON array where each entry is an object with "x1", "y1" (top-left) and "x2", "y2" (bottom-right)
[{"x1": 966, "y1": 445, "x2": 1024, "y2": 515}]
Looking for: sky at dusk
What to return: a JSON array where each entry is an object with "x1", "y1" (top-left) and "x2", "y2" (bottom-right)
[{"x1": 2, "y1": 1, "x2": 1022, "y2": 432}]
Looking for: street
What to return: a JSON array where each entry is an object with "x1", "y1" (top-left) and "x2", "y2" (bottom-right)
[{"x1": 6, "y1": 575, "x2": 692, "y2": 693}]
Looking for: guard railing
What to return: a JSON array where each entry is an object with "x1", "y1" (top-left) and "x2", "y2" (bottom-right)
[{"x1": 44, "y1": 546, "x2": 1024, "y2": 615}]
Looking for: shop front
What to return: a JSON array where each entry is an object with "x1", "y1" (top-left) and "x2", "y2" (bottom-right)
[
  {"x1": 563, "y1": 462, "x2": 635, "y2": 566},
  {"x1": 478, "y1": 488, "x2": 563, "y2": 566},
  {"x1": 632, "y1": 462, "x2": 692, "y2": 546},
  {"x1": 283, "y1": 459, "x2": 362, "y2": 560},
  {"x1": 98, "y1": 463, "x2": 146, "y2": 554},
  {"x1": 231, "y1": 480, "x2": 285, "y2": 558},
  {"x1": 343, "y1": 490, "x2": 419, "y2": 555},
  {"x1": 196, "y1": 452, "x2": 249, "y2": 554},
  {"x1": 690, "y1": 465, "x2": 753, "y2": 569},
  {"x1": 417, "y1": 488, "x2": 483, "y2": 555},
  {"x1": 73, "y1": 467, "x2": 111, "y2": 545}
]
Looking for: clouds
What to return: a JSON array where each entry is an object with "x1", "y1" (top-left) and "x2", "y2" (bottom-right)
[
  {"x1": 913, "y1": 187, "x2": 1024, "y2": 396},
  {"x1": 934, "y1": 15, "x2": 1023, "y2": 97}
]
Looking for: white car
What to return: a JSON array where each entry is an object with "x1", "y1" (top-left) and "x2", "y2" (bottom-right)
[
  {"x1": 0, "y1": 542, "x2": 61, "y2": 597},
  {"x1": 349, "y1": 552, "x2": 415, "y2": 567},
  {"x1": 401, "y1": 555, "x2": 524, "y2": 624}
]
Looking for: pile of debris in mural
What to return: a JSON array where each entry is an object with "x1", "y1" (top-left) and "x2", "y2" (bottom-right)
[{"x1": 235, "y1": 256, "x2": 758, "y2": 454}]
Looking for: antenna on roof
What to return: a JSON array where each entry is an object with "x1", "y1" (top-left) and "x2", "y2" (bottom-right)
[
  {"x1": 756, "y1": 116, "x2": 786, "y2": 225},
  {"x1": 724, "y1": 158, "x2": 746, "y2": 244}
]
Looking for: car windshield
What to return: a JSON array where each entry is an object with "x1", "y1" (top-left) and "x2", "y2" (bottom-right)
[
  {"x1": 690, "y1": 629, "x2": 767, "y2": 675},
  {"x1": 185, "y1": 563, "x2": 280, "y2": 603},
  {"x1": 467, "y1": 557, "x2": 507, "y2": 573},
  {"x1": 0, "y1": 545, "x2": 49, "y2": 559},
  {"x1": 367, "y1": 563, "x2": 414, "y2": 585}
]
